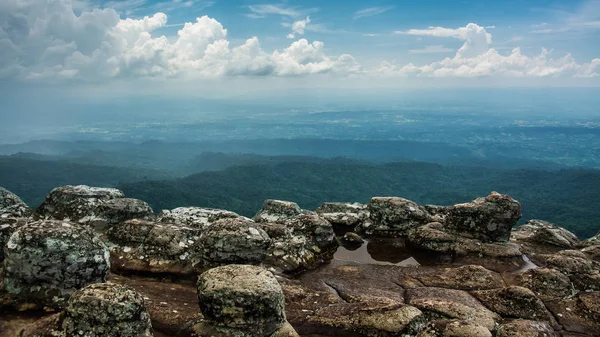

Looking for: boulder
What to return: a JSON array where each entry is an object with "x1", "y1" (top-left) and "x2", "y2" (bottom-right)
[
  {"x1": 107, "y1": 219, "x2": 201, "y2": 275},
  {"x1": 253, "y1": 200, "x2": 304, "y2": 224},
  {"x1": 0, "y1": 186, "x2": 31, "y2": 219},
  {"x1": 35, "y1": 185, "x2": 151, "y2": 230},
  {"x1": 569, "y1": 273, "x2": 600, "y2": 292},
  {"x1": 157, "y1": 207, "x2": 244, "y2": 229},
  {"x1": 472, "y1": 286, "x2": 554, "y2": 323},
  {"x1": 1, "y1": 219, "x2": 110, "y2": 310},
  {"x1": 514, "y1": 268, "x2": 572, "y2": 301},
  {"x1": 257, "y1": 213, "x2": 338, "y2": 273},
  {"x1": 512, "y1": 220, "x2": 579, "y2": 249},
  {"x1": 545, "y1": 292, "x2": 600, "y2": 334},
  {"x1": 190, "y1": 217, "x2": 271, "y2": 269},
  {"x1": 411, "y1": 265, "x2": 504, "y2": 291},
  {"x1": 0, "y1": 218, "x2": 28, "y2": 263},
  {"x1": 582, "y1": 245, "x2": 600, "y2": 262},
  {"x1": 340, "y1": 232, "x2": 364, "y2": 248},
  {"x1": 357, "y1": 197, "x2": 433, "y2": 236},
  {"x1": 194, "y1": 265, "x2": 297, "y2": 337},
  {"x1": 495, "y1": 320, "x2": 558, "y2": 337},
  {"x1": 444, "y1": 192, "x2": 521, "y2": 243},
  {"x1": 417, "y1": 320, "x2": 492, "y2": 337},
  {"x1": 316, "y1": 202, "x2": 369, "y2": 227},
  {"x1": 405, "y1": 287, "x2": 500, "y2": 330},
  {"x1": 19, "y1": 283, "x2": 153, "y2": 337},
  {"x1": 537, "y1": 250, "x2": 596, "y2": 274}
]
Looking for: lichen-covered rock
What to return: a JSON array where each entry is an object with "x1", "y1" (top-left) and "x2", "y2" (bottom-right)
[
  {"x1": 545, "y1": 292, "x2": 600, "y2": 334},
  {"x1": 569, "y1": 273, "x2": 600, "y2": 292},
  {"x1": 1, "y1": 219, "x2": 109, "y2": 309},
  {"x1": 472, "y1": 286, "x2": 554, "y2": 323},
  {"x1": 537, "y1": 250, "x2": 596, "y2": 274},
  {"x1": 316, "y1": 202, "x2": 369, "y2": 227},
  {"x1": 340, "y1": 232, "x2": 364, "y2": 247},
  {"x1": 514, "y1": 268, "x2": 572, "y2": 301},
  {"x1": 196, "y1": 265, "x2": 294, "y2": 337},
  {"x1": 357, "y1": 197, "x2": 433, "y2": 236},
  {"x1": 257, "y1": 213, "x2": 338, "y2": 273},
  {"x1": 157, "y1": 207, "x2": 244, "y2": 229},
  {"x1": 35, "y1": 185, "x2": 149, "y2": 230},
  {"x1": 0, "y1": 186, "x2": 31, "y2": 219},
  {"x1": 412, "y1": 265, "x2": 504, "y2": 291},
  {"x1": 495, "y1": 320, "x2": 558, "y2": 337},
  {"x1": 253, "y1": 200, "x2": 304, "y2": 224},
  {"x1": 512, "y1": 220, "x2": 579, "y2": 248},
  {"x1": 581, "y1": 245, "x2": 600, "y2": 262},
  {"x1": 62, "y1": 283, "x2": 153, "y2": 337},
  {"x1": 0, "y1": 218, "x2": 28, "y2": 263},
  {"x1": 191, "y1": 217, "x2": 271, "y2": 268},
  {"x1": 405, "y1": 287, "x2": 500, "y2": 330},
  {"x1": 417, "y1": 320, "x2": 492, "y2": 337},
  {"x1": 107, "y1": 219, "x2": 201, "y2": 275},
  {"x1": 444, "y1": 192, "x2": 521, "y2": 243}
]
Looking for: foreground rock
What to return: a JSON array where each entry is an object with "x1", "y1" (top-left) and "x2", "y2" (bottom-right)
[
  {"x1": 512, "y1": 219, "x2": 580, "y2": 253},
  {"x1": 253, "y1": 200, "x2": 304, "y2": 224},
  {"x1": 444, "y1": 192, "x2": 521, "y2": 243},
  {"x1": 316, "y1": 202, "x2": 369, "y2": 228},
  {"x1": 20, "y1": 283, "x2": 153, "y2": 337},
  {"x1": 157, "y1": 207, "x2": 245, "y2": 229},
  {"x1": 357, "y1": 197, "x2": 433, "y2": 236},
  {"x1": 187, "y1": 265, "x2": 298, "y2": 337},
  {"x1": 0, "y1": 218, "x2": 28, "y2": 263},
  {"x1": 35, "y1": 185, "x2": 153, "y2": 230},
  {"x1": 1, "y1": 219, "x2": 110, "y2": 310},
  {"x1": 0, "y1": 187, "x2": 31, "y2": 219}
]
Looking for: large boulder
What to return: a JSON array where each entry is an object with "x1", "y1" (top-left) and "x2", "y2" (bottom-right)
[
  {"x1": 193, "y1": 265, "x2": 298, "y2": 337},
  {"x1": 0, "y1": 187, "x2": 31, "y2": 219},
  {"x1": 1, "y1": 219, "x2": 110, "y2": 309},
  {"x1": 315, "y1": 202, "x2": 369, "y2": 228},
  {"x1": 35, "y1": 185, "x2": 152, "y2": 230},
  {"x1": 191, "y1": 217, "x2": 271, "y2": 269},
  {"x1": 514, "y1": 268, "x2": 572, "y2": 301},
  {"x1": 258, "y1": 213, "x2": 338, "y2": 273},
  {"x1": 253, "y1": 200, "x2": 304, "y2": 224},
  {"x1": 108, "y1": 219, "x2": 202, "y2": 275},
  {"x1": 444, "y1": 192, "x2": 521, "y2": 243},
  {"x1": 512, "y1": 220, "x2": 580, "y2": 249},
  {"x1": 472, "y1": 286, "x2": 555, "y2": 324},
  {"x1": 357, "y1": 197, "x2": 433, "y2": 236},
  {"x1": 157, "y1": 207, "x2": 244, "y2": 229},
  {"x1": 20, "y1": 283, "x2": 153, "y2": 337}
]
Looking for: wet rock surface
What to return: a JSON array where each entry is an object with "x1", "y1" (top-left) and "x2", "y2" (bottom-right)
[
  {"x1": 1, "y1": 219, "x2": 110, "y2": 310},
  {"x1": 0, "y1": 187, "x2": 31, "y2": 219}
]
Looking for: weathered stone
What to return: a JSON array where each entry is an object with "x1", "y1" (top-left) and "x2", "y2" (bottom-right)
[
  {"x1": 340, "y1": 232, "x2": 364, "y2": 248},
  {"x1": 423, "y1": 204, "x2": 450, "y2": 223},
  {"x1": 357, "y1": 197, "x2": 433, "y2": 236},
  {"x1": 472, "y1": 286, "x2": 554, "y2": 323},
  {"x1": 405, "y1": 287, "x2": 500, "y2": 330},
  {"x1": 257, "y1": 214, "x2": 338, "y2": 273},
  {"x1": 94, "y1": 198, "x2": 154, "y2": 230},
  {"x1": 545, "y1": 292, "x2": 600, "y2": 334},
  {"x1": 0, "y1": 187, "x2": 31, "y2": 219},
  {"x1": 316, "y1": 202, "x2": 369, "y2": 227},
  {"x1": 157, "y1": 207, "x2": 244, "y2": 229},
  {"x1": 514, "y1": 268, "x2": 572, "y2": 301},
  {"x1": 0, "y1": 218, "x2": 28, "y2": 263},
  {"x1": 62, "y1": 283, "x2": 153, "y2": 337},
  {"x1": 569, "y1": 273, "x2": 600, "y2": 292},
  {"x1": 196, "y1": 265, "x2": 293, "y2": 337},
  {"x1": 581, "y1": 245, "x2": 600, "y2": 262},
  {"x1": 412, "y1": 265, "x2": 504, "y2": 291},
  {"x1": 511, "y1": 220, "x2": 579, "y2": 248},
  {"x1": 36, "y1": 185, "x2": 124, "y2": 222},
  {"x1": 253, "y1": 200, "x2": 303, "y2": 224},
  {"x1": 191, "y1": 217, "x2": 271, "y2": 268},
  {"x1": 107, "y1": 219, "x2": 201, "y2": 275},
  {"x1": 1, "y1": 219, "x2": 109, "y2": 310},
  {"x1": 417, "y1": 320, "x2": 492, "y2": 337},
  {"x1": 495, "y1": 320, "x2": 558, "y2": 337},
  {"x1": 444, "y1": 192, "x2": 521, "y2": 243},
  {"x1": 538, "y1": 250, "x2": 596, "y2": 274}
]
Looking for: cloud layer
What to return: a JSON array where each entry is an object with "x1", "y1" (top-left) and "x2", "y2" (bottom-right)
[{"x1": 0, "y1": 0, "x2": 598, "y2": 82}]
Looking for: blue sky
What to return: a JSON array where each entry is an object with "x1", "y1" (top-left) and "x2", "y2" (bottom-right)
[{"x1": 1, "y1": 0, "x2": 599, "y2": 95}]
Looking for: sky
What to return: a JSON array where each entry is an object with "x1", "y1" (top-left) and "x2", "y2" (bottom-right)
[{"x1": 1, "y1": 0, "x2": 600, "y2": 101}]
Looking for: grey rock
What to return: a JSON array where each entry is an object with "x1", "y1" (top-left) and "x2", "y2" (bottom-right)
[
  {"x1": 357, "y1": 197, "x2": 433, "y2": 236},
  {"x1": 316, "y1": 202, "x2": 369, "y2": 227},
  {"x1": 512, "y1": 220, "x2": 580, "y2": 248},
  {"x1": 196, "y1": 265, "x2": 292, "y2": 337},
  {"x1": 63, "y1": 283, "x2": 153, "y2": 337},
  {"x1": 444, "y1": 192, "x2": 521, "y2": 243},
  {"x1": 0, "y1": 218, "x2": 28, "y2": 263},
  {"x1": 157, "y1": 207, "x2": 245, "y2": 229},
  {"x1": 95, "y1": 198, "x2": 154, "y2": 230},
  {"x1": 0, "y1": 187, "x2": 31, "y2": 219},
  {"x1": 253, "y1": 200, "x2": 303, "y2": 224},
  {"x1": 1, "y1": 219, "x2": 109, "y2": 310},
  {"x1": 191, "y1": 217, "x2": 271, "y2": 268}
]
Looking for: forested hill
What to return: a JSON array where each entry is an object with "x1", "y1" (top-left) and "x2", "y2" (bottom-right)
[{"x1": 120, "y1": 161, "x2": 600, "y2": 238}]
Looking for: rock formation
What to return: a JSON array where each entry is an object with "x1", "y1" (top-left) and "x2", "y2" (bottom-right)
[{"x1": 0, "y1": 187, "x2": 31, "y2": 219}]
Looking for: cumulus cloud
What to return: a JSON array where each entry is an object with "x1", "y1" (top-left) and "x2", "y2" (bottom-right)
[
  {"x1": 383, "y1": 23, "x2": 600, "y2": 78},
  {"x1": 0, "y1": 0, "x2": 356, "y2": 80}
]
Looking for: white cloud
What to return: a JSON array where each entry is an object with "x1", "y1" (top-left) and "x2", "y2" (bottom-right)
[
  {"x1": 291, "y1": 16, "x2": 310, "y2": 35},
  {"x1": 409, "y1": 45, "x2": 454, "y2": 54},
  {"x1": 354, "y1": 6, "x2": 393, "y2": 19},
  {"x1": 381, "y1": 23, "x2": 600, "y2": 78},
  {"x1": 246, "y1": 4, "x2": 317, "y2": 18}
]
